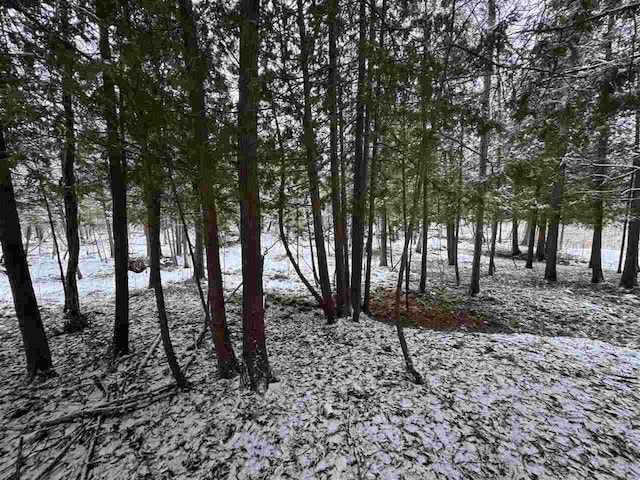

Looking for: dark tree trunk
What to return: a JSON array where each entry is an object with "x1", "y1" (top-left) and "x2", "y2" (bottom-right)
[
  {"x1": 1, "y1": 124, "x2": 53, "y2": 377},
  {"x1": 511, "y1": 218, "x2": 521, "y2": 255},
  {"x1": 363, "y1": 0, "x2": 386, "y2": 314},
  {"x1": 327, "y1": 0, "x2": 347, "y2": 316},
  {"x1": 488, "y1": 217, "x2": 498, "y2": 275},
  {"x1": 535, "y1": 212, "x2": 547, "y2": 262},
  {"x1": 339, "y1": 81, "x2": 351, "y2": 315},
  {"x1": 192, "y1": 201, "x2": 205, "y2": 282},
  {"x1": 419, "y1": 178, "x2": 429, "y2": 293},
  {"x1": 296, "y1": 0, "x2": 336, "y2": 323},
  {"x1": 101, "y1": 199, "x2": 115, "y2": 258},
  {"x1": 178, "y1": 0, "x2": 238, "y2": 377},
  {"x1": 621, "y1": 110, "x2": 640, "y2": 288},
  {"x1": 469, "y1": 0, "x2": 495, "y2": 296},
  {"x1": 592, "y1": 16, "x2": 615, "y2": 284},
  {"x1": 446, "y1": 221, "x2": 455, "y2": 265},
  {"x1": 60, "y1": 3, "x2": 83, "y2": 329},
  {"x1": 393, "y1": 151, "x2": 428, "y2": 385},
  {"x1": 380, "y1": 203, "x2": 388, "y2": 266},
  {"x1": 525, "y1": 209, "x2": 537, "y2": 269},
  {"x1": 147, "y1": 185, "x2": 186, "y2": 389},
  {"x1": 239, "y1": 0, "x2": 269, "y2": 392},
  {"x1": 98, "y1": 0, "x2": 129, "y2": 356},
  {"x1": 545, "y1": 161, "x2": 565, "y2": 282},
  {"x1": 350, "y1": 0, "x2": 368, "y2": 321}
]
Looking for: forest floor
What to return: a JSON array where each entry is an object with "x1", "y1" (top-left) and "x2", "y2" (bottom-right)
[{"x1": 1, "y1": 228, "x2": 639, "y2": 479}]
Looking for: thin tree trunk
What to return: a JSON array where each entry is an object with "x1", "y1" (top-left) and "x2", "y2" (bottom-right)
[
  {"x1": 393, "y1": 155, "x2": 429, "y2": 385},
  {"x1": 525, "y1": 208, "x2": 537, "y2": 269},
  {"x1": 60, "y1": 2, "x2": 82, "y2": 329},
  {"x1": 488, "y1": 217, "x2": 498, "y2": 275},
  {"x1": 380, "y1": 202, "x2": 388, "y2": 266},
  {"x1": 182, "y1": 224, "x2": 190, "y2": 268},
  {"x1": 296, "y1": 0, "x2": 336, "y2": 322},
  {"x1": 101, "y1": 198, "x2": 114, "y2": 258},
  {"x1": 239, "y1": 0, "x2": 269, "y2": 392},
  {"x1": 339, "y1": 80, "x2": 351, "y2": 316},
  {"x1": 521, "y1": 222, "x2": 529, "y2": 246},
  {"x1": 24, "y1": 225, "x2": 32, "y2": 257},
  {"x1": 363, "y1": 0, "x2": 386, "y2": 314},
  {"x1": 469, "y1": 0, "x2": 495, "y2": 296},
  {"x1": 419, "y1": 175, "x2": 429, "y2": 293},
  {"x1": 535, "y1": 212, "x2": 547, "y2": 261},
  {"x1": 1, "y1": 124, "x2": 53, "y2": 377},
  {"x1": 40, "y1": 179, "x2": 66, "y2": 296},
  {"x1": 327, "y1": 0, "x2": 347, "y2": 316},
  {"x1": 147, "y1": 185, "x2": 186, "y2": 389},
  {"x1": 350, "y1": 0, "x2": 368, "y2": 322},
  {"x1": 546, "y1": 161, "x2": 566, "y2": 281},
  {"x1": 305, "y1": 204, "x2": 319, "y2": 285}
]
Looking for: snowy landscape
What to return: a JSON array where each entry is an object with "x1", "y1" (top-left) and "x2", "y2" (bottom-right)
[{"x1": 1, "y1": 224, "x2": 639, "y2": 479}]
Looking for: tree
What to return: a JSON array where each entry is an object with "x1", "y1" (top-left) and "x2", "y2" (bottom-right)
[
  {"x1": 178, "y1": 0, "x2": 238, "y2": 378},
  {"x1": 97, "y1": 0, "x2": 129, "y2": 357},
  {"x1": 238, "y1": 0, "x2": 269, "y2": 392},
  {"x1": 296, "y1": 0, "x2": 336, "y2": 324},
  {"x1": 327, "y1": 0, "x2": 348, "y2": 317},
  {"x1": 0, "y1": 123, "x2": 53, "y2": 377},
  {"x1": 469, "y1": 0, "x2": 495, "y2": 296},
  {"x1": 59, "y1": 1, "x2": 84, "y2": 329},
  {"x1": 350, "y1": 0, "x2": 368, "y2": 321}
]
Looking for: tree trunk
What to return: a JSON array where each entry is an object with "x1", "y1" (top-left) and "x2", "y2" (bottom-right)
[
  {"x1": 446, "y1": 221, "x2": 455, "y2": 265},
  {"x1": 60, "y1": 2, "x2": 83, "y2": 329},
  {"x1": 327, "y1": 0, "x2": 347, "y2": 316},
  {"x1": 591, "y1": 15, "x2": 615, "y2": 284},
  {"x1": 520, "y1": 222, "x2": 529, "y2": 246},
  {"x1": 339, "y1": 80, "x2": 351, "y2": 316},
  {"x1": 545, "y1": 161, "x2": 566, "y2": 281},
  {"x1": 24, "y1": 224, "x2": 32, "y2": 257},
  {"x1": 178, "y1": 0, "x2": 238, "y2": 377},
  {"x1": 296, "y1": 0, "x2": 336, "y2": 323},
  {"x1": 147, "y1": 185, "x2": 186, "y2": 389},
  {"x1": 350, "y1": 0, "x2": 368, "y2": 321},
  {"x1": 511, "y1": 218, "x2": 521, "y2": 255},
  {"x1": 98, "y1": 0, "x2": 129, "y2": 355},
  {"x1": 419, "y1": 178, "x2": 429, "y2": 293},
  {"x1": 525, "y1": 209, "x2": 537, "y2": 269},
  {"x1": 621, "y1": 106, "x2": 640, "y2": 288},
  {"x1": 535, "y1": 212, "x2": 547, "y2": 261},
  {"x1": 363, "y1": 0, "x2": 386, "y2": 315},
  {"x1": 0, "y1": 124, "x2": 53, "y2": 377},
  {"x1": 393, "y1": 155, "x2": 428, "y2": 385},
  {"x1": 469, "y1": 0, "x2": 495, "y2": 296},
  {"x1": 488, "y1": 217, "x2": 498, "y2": 275},
  {"x1": 380, "y1": 203, "x2": 388, "y2": 266},
  {"x1": 101, "y1": 199, "x2": 115, "y2": 258},
  {"x1": 182, "y1": 224, "x2": 190, "y2": 268},
  {"x1": 239, "y1": 0, "x2": 269, "y2": 392},
  {"x1": 193, "y1": 203, "x2": 205, "y2": 281}
]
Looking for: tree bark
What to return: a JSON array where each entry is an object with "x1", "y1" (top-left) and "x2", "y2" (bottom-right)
[
  {"x1": 488, "y1": 217, "x2": 498, "y2": 275},
  {"x1": 525, "y1": 208, "x2": 537, "y2": 269},
  {"x1": 350, "y1": 0, "x2": 368, "y2": 321},
  {"x1": 545, "y1": 161, "x2": 566, "y2": 281},
  {"x1": 380, "y1": 203, "x2": 388, "y2": 266},
  {"x1": 98, "y1": 0, "x2": 129, "y2": 355},
  {"x1": 621, "y1": 106, "x2": 640, "y2": 288},
  {"x1": 419, "y1": 176, "x2": 429, "y2": 293},
  {"x1": 60, "y1": 2, "x2": 83, "y2": 329},
  {"x1": 511, "y1": 218, "x2": 521, "y2": 255},
  {"x1": 327, "y1": 0, "x2": 347, "y2": 316},
  {"x1": 0, "y1": 124, "x2": 53, "y2": 377},
  {"x1": 339, "y1": 80, "x2": 351, "y2": 315},
  {"x1": 469, "y1": 0, "x2": 495, "y2": 296},
  {"x1": 178, "y1": 0, "x2": 238, "y2": 377},
  {"x1": 296, "y1": 0, "x2": 336, "y2": 323},
  {"x1": 147, "y1": 184, "x2": 186, "y2": 389},
  {"x1": 239, "y1": 0, "x2": 269, "y2": 392},
  {"x1": 535, "y1": 211, "x2": 547, "y2": 261}
]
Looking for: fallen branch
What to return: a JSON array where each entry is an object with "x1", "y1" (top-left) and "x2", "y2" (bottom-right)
[
  {"x1": 32, "y1": 424, "x2": 87, "y2": 480},
  {"x1": 15, "y1": 436, "x2": 23, "y2": 480},
  {"x1": 135, "y1": 334, "x2": 162, "y2": 376},
  {"x1": 40, "y1": 383, "x2": 175, "y2": 428},
  {"x1": 80, "y1": 416, "x2": 104, "y2": 480}
]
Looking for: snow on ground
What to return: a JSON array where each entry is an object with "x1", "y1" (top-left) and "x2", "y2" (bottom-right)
[
  {"x1": 0, "y1": 283, "x2": 638, "y2": 479},
  {"x1": 1, "y1": 222, "x2": 639, "y2": 479}
]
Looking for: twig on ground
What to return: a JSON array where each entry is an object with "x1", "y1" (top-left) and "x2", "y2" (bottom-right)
[
  {"x1": 80, "y1": 416, "x2": 104, "y2": 480},
  {"x1": 135, "y1": 334, "x2": 162, "y2": 376},
  {"x1": 15, "y1": 436, "x2": 23, "y2": 480},
  {"x1": 40, "y1": 383, "x2": 175, "y2": 428},
  {"x1": 31, "y1": 424, "x2": 87, "y2": 480}
]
